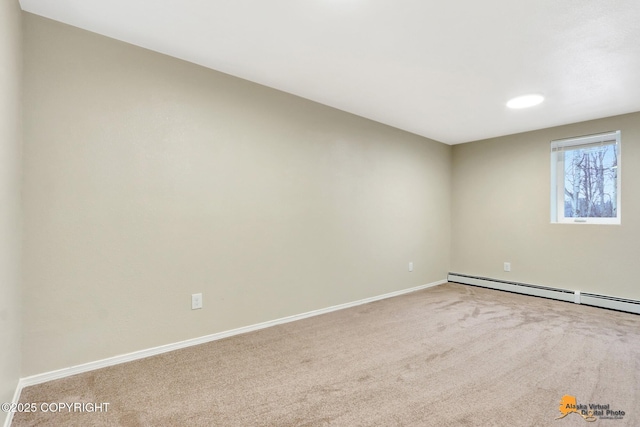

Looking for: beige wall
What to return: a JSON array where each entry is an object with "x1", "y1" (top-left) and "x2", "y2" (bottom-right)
[
  {"x1": 22, "y1": 14, "x2": 451, "y2": 376},
  {"x1": 0, "y1": 0, "x2": 22, "y2": 421},
  {"x1": 452, "y1": 112, "x2": 640, "y2": 300}
]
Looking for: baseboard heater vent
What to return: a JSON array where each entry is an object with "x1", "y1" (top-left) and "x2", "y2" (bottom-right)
[
  {"x1": 580, "y1": 293, "x2": 640, "y2": 315},
  {"x1": 448, "y1": 273, "x2": 640, "y2": 315}
]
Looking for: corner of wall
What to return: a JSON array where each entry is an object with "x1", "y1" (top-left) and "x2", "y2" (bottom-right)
[{"x1": 0, "y1": 1, "x2": 23, "y2": 426}]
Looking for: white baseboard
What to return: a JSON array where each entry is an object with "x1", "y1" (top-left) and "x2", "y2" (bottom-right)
[
  {"x1": 17, "y1": 279, "x2": 446, "y2": 392},
  {"x1": 448, "y1": 273, "x2": 640, "y2": 315},
  {"x1": 2, "y1": 381, "x2": 22, "y2": 427}
]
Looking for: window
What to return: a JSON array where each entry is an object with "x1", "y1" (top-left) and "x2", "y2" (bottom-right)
[{"x1": 550, "y1": 131, "x2": 621, "y2": 224}]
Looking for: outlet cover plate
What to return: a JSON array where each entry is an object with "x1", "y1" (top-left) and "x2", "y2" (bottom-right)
[{"x1": 191, "y1": 293, "x2": 203, "y2": 310}]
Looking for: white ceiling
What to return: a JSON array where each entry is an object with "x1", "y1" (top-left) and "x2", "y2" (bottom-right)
[{"x1": 19, "y1": 0, "x2": 640, "y2": 144}]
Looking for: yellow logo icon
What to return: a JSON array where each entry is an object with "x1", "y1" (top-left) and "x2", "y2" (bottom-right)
[{"x1": 556, "y1": 395, "x2": 597, "y2": 422}]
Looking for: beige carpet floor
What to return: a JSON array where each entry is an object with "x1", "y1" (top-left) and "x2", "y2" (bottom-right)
[{"x1": 12, "y1": 283, "x2": 640, "y2": 426}]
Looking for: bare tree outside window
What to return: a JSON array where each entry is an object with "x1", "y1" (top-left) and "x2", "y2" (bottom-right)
[
  {"x1": 551, "y1": 131, "x2": 620, "y2": 224},
  {"x1": 563, "y1": 145, "x2": 617, "y2": 218}
]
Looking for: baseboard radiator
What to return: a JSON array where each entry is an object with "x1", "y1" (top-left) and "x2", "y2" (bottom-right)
[{"x1": 448, "y1": 273, "x2": 640, "y2": 315}]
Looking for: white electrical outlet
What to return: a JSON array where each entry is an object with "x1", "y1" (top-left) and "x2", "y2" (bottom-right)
[
  {"x1": 191, "y1": 293, "x2": 203, "y2": 310},
  {"x1": 504, "y1": 262, "x2": 511, "y2": 272},
  {"x1": 409, "y1": 262, "x2": 413, "y2": 272}
]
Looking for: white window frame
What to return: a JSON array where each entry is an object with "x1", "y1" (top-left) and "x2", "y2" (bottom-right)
[{"x1": 550, "y1": 130, "x2": 621, "y2": 225}]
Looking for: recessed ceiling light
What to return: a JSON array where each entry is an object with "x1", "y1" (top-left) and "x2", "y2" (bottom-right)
[{"x1": 506, "y1": 94, "x2": 544, "y2": 109}]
